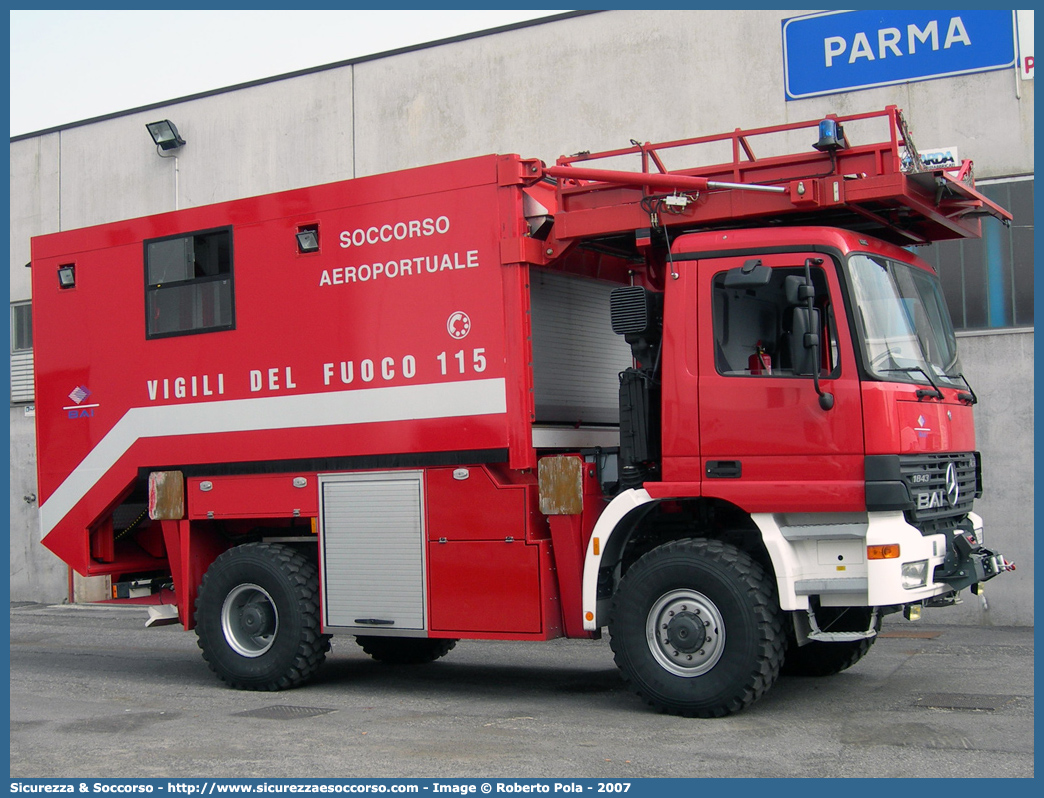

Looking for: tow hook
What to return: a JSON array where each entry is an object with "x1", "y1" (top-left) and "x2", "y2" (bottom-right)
[
  {"x1": 935, "y1": 540, "x2": 1013, "y2": 593},
  {"x1": 970, "y1": 557, "x2": 1015, "y2": 600},
  {"x1": 976, "y1": 551, "x2": 1016, "y2": 580},
  {"x1": 991, "y1": 555, "x2": 1016, "y2": 575}
]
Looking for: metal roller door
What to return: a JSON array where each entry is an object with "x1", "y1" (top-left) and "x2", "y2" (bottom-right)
[
  {"x1": 319, "y1": 471, "x2": 426, "y2": 632},
  {"x1": 530, "y1": 270, "x2": 631, "y2": 425}
]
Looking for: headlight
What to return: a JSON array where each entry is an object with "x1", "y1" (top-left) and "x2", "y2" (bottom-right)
[{"x1": 902, "y1": 560, "x2": 929, "y2": 589}]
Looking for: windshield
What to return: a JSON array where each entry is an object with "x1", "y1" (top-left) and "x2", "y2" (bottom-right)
[{"x1": 846, "y1": 254, "x2": 963, "y2": 387}]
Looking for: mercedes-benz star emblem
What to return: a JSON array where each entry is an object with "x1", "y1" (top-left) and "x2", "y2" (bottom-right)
[{"x1": 945, "y1": 462, "x2": 960, "y2": 508}]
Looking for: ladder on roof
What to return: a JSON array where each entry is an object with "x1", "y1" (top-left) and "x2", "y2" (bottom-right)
[{"x1": 541, "y1": 106, "x2": 1011, "y2": 247}]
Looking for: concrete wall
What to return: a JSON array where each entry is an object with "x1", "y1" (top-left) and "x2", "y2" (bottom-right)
[
  {"x1": 935, "y1": 330, "x2": 1034, "y2": 626},
  {"x1": 10, "y1": 134, "x2": 59, "y2": 298},
  {"x1": 350, "y1": 10, "x2": 1033, "y2": 179},
  {"x1": 33, "y1": 72, "x2": 359, "y2": 236},
  {"x1": 9, "y1": 408, "x2": 67, "y2": 601},
  {"x1": 9, "y1": 10, "x2": 1034, "y2": 622}
]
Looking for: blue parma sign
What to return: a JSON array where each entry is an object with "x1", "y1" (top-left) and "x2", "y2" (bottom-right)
[{"x1": 783, "y1": 10, "x2": 1017, "y2": 100}]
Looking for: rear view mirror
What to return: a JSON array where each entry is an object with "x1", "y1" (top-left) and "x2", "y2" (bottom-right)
[
  {"x1": 723, "y1": 259, "x2": 772, "y2": 287},
  {"x1": 789, "y1": 306, "x2": 821, "y2": 376},
  {"x1": 785, "y1": 274, "x2": 814, "y2": 304}
]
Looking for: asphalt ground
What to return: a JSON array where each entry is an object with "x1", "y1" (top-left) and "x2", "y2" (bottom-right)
[{"x1": 8, "y1": 602, "x2": 1034, "y2": 780}]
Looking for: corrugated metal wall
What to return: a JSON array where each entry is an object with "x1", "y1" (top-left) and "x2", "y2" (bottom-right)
[
  {"x1": 10, "y1": 350, "x2": 34, "y2": 404},
  {"x1": 530, "y1": 270, "x2": 631, "y2": 426}
]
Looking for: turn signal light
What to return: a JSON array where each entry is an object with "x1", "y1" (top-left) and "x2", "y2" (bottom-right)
[{"x1": 868, "y1": 544, "x2": 900, "y2": 560}]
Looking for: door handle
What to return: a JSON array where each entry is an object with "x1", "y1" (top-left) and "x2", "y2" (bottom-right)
[{"x1": 706, "y1": 460, "x2": 742, "y2": 479}]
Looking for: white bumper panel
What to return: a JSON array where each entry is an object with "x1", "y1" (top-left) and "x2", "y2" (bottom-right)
[{"x1": 756, "y1": 511, "x2": 953, "y2": 610}]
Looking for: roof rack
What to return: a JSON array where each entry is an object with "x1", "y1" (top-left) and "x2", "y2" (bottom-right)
[{"x1": 544, "y1": 106, "x2": 1011, "y2": 247}]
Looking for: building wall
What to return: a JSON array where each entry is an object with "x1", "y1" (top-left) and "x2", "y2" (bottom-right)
[
  {"x1": 9, "y1": 407, "x2": 67, "y2": 602},
  {"x1": 9, "y1": 10, "x2": 1033, "y2": 622},
  {"x1": 352, "y1": 10, "x2": 1034, "y2": 179},
  {"x1": 940, "y1": 329, "x2": 1034, "y2": 625}
]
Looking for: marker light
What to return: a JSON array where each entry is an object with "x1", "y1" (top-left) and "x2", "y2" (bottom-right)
[
  {"x1": 57, "y1": 264, "x2": 76, "y2": 289},
  {"x1": 868, "y1": 544, "x2": 900, "y2": 560},
  {"x1": 296, "y1": 226, "x2": 320, "y2": 254},
  {"x1": 592, "y1": 537, "x2": 600, "y2": 556}
]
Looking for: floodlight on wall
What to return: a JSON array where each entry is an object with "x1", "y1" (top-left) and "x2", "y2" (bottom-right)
[
  {"x1": 146, "y1": 120, "x2": 186, "y2": 151},
  {"x1": 147, "y1": 120, "x2": 184, "y2": 211},
  {"x1": 57, "y1": 264, "x2": 76, "y2": 289}
]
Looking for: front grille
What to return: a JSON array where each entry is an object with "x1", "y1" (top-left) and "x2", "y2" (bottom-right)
[{"x1": 899, "y1": 452, "x2": 977, "y2": 526}]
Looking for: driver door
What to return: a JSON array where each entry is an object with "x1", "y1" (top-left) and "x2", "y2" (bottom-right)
[{"x1": 695, "y1": 252, "x2": 864, "y2": 513}]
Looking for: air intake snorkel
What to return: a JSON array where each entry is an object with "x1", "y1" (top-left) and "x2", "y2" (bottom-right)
[{"x1": 610, "y1": 287, "x2": 664, "y2": 489}]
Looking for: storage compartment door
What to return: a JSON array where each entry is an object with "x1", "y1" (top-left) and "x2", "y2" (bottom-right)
[
  {"x1": 428, "y1": 540, "x2": 542, "y2": 633},
  {"x1": 320, "y1": 471, "x2": 426, "y2": 631}
]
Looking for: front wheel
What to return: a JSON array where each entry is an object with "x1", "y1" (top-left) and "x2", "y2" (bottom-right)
[
  {"x1": 782, "y1": 637, "x2": 876, "y2": 677},
  {"x1": 609, "y1": 538, "x2": 784, "y2": 718},
  {"x1": 195, "y1": 543, "x2": 331, "y2": 690},
  {"x1": 782, "y1": 606, "x2": 877, "y2": 677}
]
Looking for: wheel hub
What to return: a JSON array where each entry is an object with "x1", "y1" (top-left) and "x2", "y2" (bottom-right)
[
  {"x1": 221, "y1": 583, "x2": 279, "y2": 658},
  {"x1": 239, "y1": 603, "x2": 275, "y2": 636},
  {"x1": 646, "y1": 589, "x2": 726, "y2": 677},
  {"x1": 665, "y1": 611, "x2": 707, "y2": 654}
]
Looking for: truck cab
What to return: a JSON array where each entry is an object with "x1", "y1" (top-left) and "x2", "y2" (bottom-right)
[{"x1": 571, "y1": 223, "x2": 1010, "y2": 710}]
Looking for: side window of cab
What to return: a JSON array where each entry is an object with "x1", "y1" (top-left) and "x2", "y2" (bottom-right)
[{"x1": 711, "y1": 264, "x2": 838, "y2": 377}]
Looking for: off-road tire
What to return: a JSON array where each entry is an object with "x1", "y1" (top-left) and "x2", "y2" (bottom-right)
[
  {"x1": 781, "y1": 637, "x2": 876, "y2": 677},
  {"x1": 356, "y1": 636, "x2": 457, "y2": 664},
  {"x1": 609, "y1": 538, "x2": 785, "y2": 718},
  {"x1": 195, "y1": 543, "x2": 331, "y2": 690}
]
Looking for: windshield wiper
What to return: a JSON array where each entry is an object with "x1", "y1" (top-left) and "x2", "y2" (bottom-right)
[
  {"x1": 947, "y1": 372, "x2": 978, "y2": 404},
  {"x1": 881, "y1": 366, "x2": 943, "y2": 399}
]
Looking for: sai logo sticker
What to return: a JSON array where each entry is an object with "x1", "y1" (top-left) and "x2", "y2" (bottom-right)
[{"x1": 65, "y1": 385, "x2": 98, "y2": 419}]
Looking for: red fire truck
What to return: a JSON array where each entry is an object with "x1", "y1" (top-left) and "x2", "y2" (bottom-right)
[{"x1": 31, "y1": 107, "x2": 1013, "y2": 717}]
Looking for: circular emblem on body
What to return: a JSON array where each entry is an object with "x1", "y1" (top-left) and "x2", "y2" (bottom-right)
[{"x1": 447, "y1": 311, "x2": 471, "y2": 339}]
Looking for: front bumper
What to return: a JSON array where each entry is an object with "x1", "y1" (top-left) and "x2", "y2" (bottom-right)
[{"x1": 761, "y1": 511, "x2": 1012, "y2": 611}]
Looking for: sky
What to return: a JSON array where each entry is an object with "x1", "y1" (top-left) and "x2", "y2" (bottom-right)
[{"x1": 9, "y1": 9, "x2": 572, "y2": 137}]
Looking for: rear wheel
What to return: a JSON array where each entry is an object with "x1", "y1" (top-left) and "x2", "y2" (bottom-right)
[
  {"x1": 609, "y1": 538, "x2": 784, "y2": 718},
  {"x1": 195, "y1": 543, "x2": 330, "y2": 690},
  {"x1": 356, "y1": 636, "x2": 457, "y2": 664}
]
